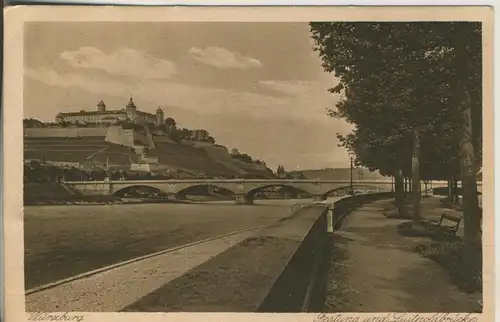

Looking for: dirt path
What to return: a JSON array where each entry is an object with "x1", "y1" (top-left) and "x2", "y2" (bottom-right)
[{"x1": 325, "y1": 199, "x2": 478, "y2": 313}]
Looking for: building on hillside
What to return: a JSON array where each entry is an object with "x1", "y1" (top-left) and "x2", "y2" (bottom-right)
[
  {"x1": 55, "y1": 97, "x2": 165, "y2": 127},
  {"x1": 191, "y1": 129, "x2": 209, "y2": 141}
]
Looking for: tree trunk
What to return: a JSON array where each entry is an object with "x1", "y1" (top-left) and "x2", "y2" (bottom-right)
[
  {"x1": 453, "y1": 177, "x2": 460, "y2": 204},
  {"x1": 395, "y1": 168, "x2": 406, "y2": 217},
  {"x1": 412, "y1": 128, "x2": 421, "y2": 225},
  {"x1": 454, "y1": 37, "x2": 481, "y2": 245},
  {"x1": 424, "y1": 181, "x2": 428, "y2": 196},
  {"x1": 450, "y1": 176, "x2": 456, "y2": 203},
  {"x1": 447, "y1": 177, "x2": 453, "y2": 205},
  {"x1": 459, "y1": 89, "x2": 481, "y2": 244}
]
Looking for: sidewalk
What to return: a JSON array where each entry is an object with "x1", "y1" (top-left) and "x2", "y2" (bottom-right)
[{"x1": 325, "y1": 199, "x2": 478, "y2": 312}]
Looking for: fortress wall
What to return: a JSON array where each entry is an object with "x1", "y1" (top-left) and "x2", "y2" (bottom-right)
[
  {"x1": 75, "y1": 127, "x2": 108, "y2": 137},
  {"x1": 24, "y1": 127, "x2": 107, "y2": 138},
  {"x1": 105, "y1": 126, "x2": 135, "y2": 146},
  {"x1": 105, "y1": 126, "x2": 151, "y2": 147},
  {"x1": 24, "y1": 126, "x2": 155, "y2": 148}
]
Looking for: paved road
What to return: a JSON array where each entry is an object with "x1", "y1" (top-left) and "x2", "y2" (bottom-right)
[{"x1": 24, "y1": 200, "x2": 316, "y2": 289}]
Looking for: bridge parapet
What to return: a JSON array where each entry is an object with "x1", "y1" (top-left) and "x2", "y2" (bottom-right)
[{"x1": 63, "y1": 179, "x2": 482, "y2": 204}]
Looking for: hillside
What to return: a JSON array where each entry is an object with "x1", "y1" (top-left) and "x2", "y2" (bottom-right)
[
  {"x1": 147, "y1": 141, "x2": 239, "y2": 176},
  {"x1": 23, "y1": 128, "x2": 275, "y2": 178},
  {"x1": 196, "y1": 144, "x2": 274, "y2": 178},
  {"x1": 289, "y1": 168, "x2": 388, "y2": 181},
  {"x1": 24, "y1": 136, "x2": 139, "y2": 170}
]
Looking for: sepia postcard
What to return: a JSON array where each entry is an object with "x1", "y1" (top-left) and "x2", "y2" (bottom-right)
[{"x1": 2, "y1": 5, "x2": 495, "y2": 322}]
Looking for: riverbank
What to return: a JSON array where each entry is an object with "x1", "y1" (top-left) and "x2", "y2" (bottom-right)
[
  {"x1": 23, "y1": 182, "x2": 226, "y2": 206},
  {"x1": 24, "y1": 197, "x2": 195, "y2": 206},
  {"x1": 24, "y1": 182, "x2": 122, "y2": 206}
]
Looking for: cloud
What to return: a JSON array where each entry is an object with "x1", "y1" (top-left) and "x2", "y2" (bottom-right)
[
  {"x1": 24, "y1": 67, "x2": 343, "y2": 126},
  {"x1": 25, "y1": 68, "x2": 128, "y2": 96},
  {"x1": 188, "y1": 46, "x2": 262, "y2": 70},
  {"x1": 258, "y1": 80, "x2": 313, "y2": 96},
  {"x1": 25, "y1": 68, "x2": 352, "y2": 170},
  {"x1": 60, "y1": 47, "x2": 177, "y2": 79}
]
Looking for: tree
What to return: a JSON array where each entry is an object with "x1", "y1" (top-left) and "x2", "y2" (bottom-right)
[
  {"x1": 230, "y1": 148, "x2": 240, "y2": 156},
  {"x1": 165, "y1": 117, "x2": 176, "y2": 128},
  {"x1": 164, "y1": 117, "x2": 177, "y2": 134},
  {"x1": 90, "y1": 168, "x2": 106, "y2": 181},
  {"x1": 23, "y1": 118, "x2": 44, "y2": 128},
  {"x1": 310, "y1": 22, "x2": 482, "y2": 241},
  {"x1": 276, "y1": 165, "x2": 286, "y2": 176}
]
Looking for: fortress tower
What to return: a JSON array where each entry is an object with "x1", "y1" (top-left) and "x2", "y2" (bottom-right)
[
  {"x1": 156, "y1": 107, "x2": 164, "y2": 127},
  {"x1": 126, "y1": 96, "x2": 137, "y2": 121},
  {"x1": 97, "y1": 100, "x2": 106, "y2": 113}
]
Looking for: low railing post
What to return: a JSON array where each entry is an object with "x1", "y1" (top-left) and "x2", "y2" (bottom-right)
[{"x1": 327, "y1": 202, "x2": 335, "y2": 233}]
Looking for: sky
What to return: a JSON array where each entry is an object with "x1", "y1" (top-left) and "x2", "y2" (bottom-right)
[{"x1": 24, "y1": 22, "x2": 353, "y2": 171}]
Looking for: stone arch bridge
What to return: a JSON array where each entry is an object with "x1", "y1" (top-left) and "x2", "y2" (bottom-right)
[{"x1": 62, "y1": 179, "x2": 466, "y2": 204}]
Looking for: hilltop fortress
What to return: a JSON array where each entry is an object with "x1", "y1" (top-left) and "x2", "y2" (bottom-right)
[
  {"x1": 24, "y1": 98, "x2": 273, "y2": 178},
  {"x1": 55, "y1": 97, "x2": 165, "y2": 127}
]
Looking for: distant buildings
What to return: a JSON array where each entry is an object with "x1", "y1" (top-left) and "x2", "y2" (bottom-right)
[
  {"x1": 192, "y1": 129, "x2": 209, "y2": 141},
  {"x1": 55, "y1": 97, "x2": 165, "y2": 127}
]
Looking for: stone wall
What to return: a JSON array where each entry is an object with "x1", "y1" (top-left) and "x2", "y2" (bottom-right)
[
  {"x1": 105, "y1": 126, "x2": 135, "y2": 146},
  {"x1": 65, "y1": 182, "x2": 111, "y2": 196},
  {"x1": 24, "y1": 127, "x2": 108, "y2": 138},
  {"x1": 121, "y1": 204, "x2": 329, "y2": 312},
  {"x1": 24, "y1": 126, "x2": 154, "y2": 149}
]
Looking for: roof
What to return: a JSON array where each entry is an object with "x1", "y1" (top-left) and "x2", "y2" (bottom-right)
[
  {"x1": 136, "y1": 110, "x2": 156, "y2": 117},
  {"x1": 57, "y1": 110, "x2": 126, "y2": 117}
]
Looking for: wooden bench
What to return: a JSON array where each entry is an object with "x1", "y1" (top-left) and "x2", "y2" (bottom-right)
[{"x1": 424, "y1": 213, "x2": 462, "y2": 236}]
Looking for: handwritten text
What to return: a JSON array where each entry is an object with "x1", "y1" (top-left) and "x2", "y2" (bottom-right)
[{"x1": 28, "y1": 312, "x2": 84, "y2": 322}]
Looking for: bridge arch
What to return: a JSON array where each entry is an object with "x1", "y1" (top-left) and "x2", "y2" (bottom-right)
[
  {"x1": 112, "y1": 184, "x2": 170, "y2": 198},
  {"x1": 176, "y1": 184, "x2": 237, "y2": 197},
  {"x1": 246, "y1": 184, "x2": 313, "y2": 199},
  {"x1": 321, "y1": 184, "x2": 392, "y2": 198}
]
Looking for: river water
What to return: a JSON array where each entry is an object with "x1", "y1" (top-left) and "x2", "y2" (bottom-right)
[{"x1": 24, "y1": 198, "x2": 335, "y2": 289}]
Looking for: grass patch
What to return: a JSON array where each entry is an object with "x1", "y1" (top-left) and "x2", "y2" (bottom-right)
[
  {"x1": 416, "y1": 241, "x2": 482, "y2": 293},
  {"x1": 383, "y1": 202, "x2": 413, "y2": 220},
  {"x1": 397, "y1": 222, "x2": 428, "y2": 237},
  {"x1": 397, "y1": 222, "x2": 462, "y2": 243}
]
